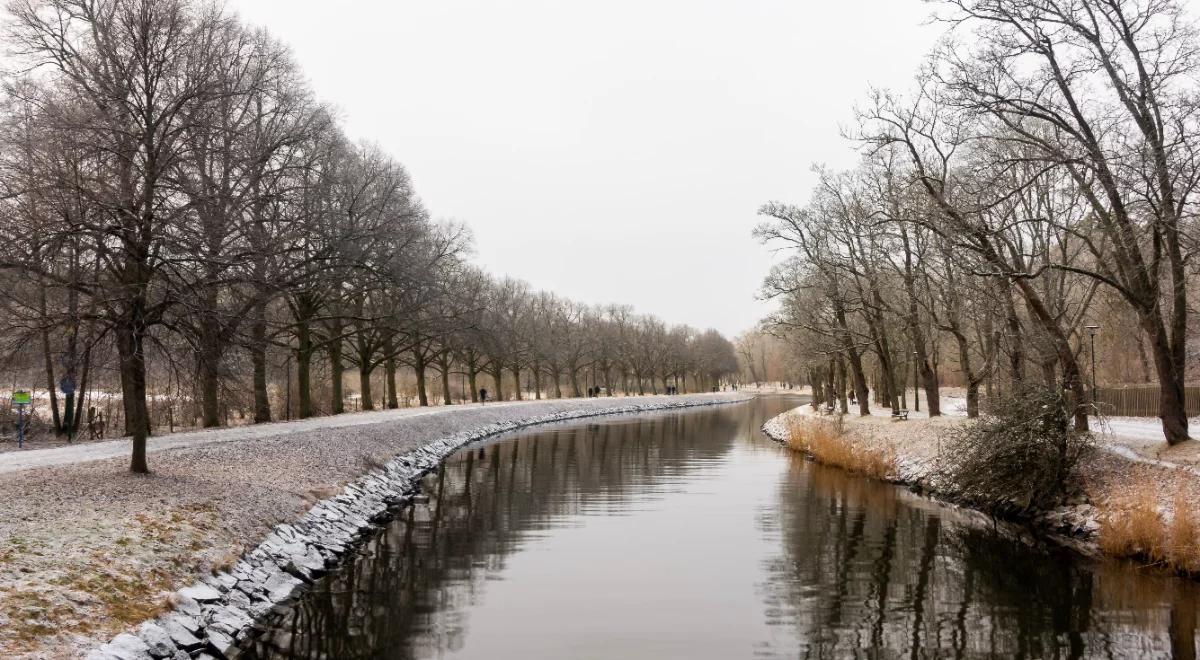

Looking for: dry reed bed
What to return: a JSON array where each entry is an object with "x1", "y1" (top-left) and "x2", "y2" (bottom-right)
[
  {"x1": 1094, "y1": 468, "x2": 1200, "y2": 575},
  {"x1": 784, "y1": 416, "x2": 896, "y2": 481},
  {"x1": 782, "y1": 408, "x2": 1200, "y2": 579}
]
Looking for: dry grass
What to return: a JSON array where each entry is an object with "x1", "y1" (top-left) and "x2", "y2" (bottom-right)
[
  {"x1": 1166, "y1": 491, "x2": 1200, "y2": 573},
  {"x1": 1097, "y1": 478, "x2": 1166, "y2": 562},
  {"x1": 786, "y1": 415, "x2": 896, "y2": 480},
  {"x1": 1096, "y1": 471, "x2": 1200, "y2": 574}
]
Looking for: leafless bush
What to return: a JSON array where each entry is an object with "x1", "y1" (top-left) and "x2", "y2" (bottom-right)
[{"x1": 939, "y1": 385, "x2": 1093, "y2": 516}]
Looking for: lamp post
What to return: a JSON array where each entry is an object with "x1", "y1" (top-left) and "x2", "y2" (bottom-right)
[
  {"x1": 912, "y1": 351, "x2": 920, "y2": 412},
  {"x1": 1086, "y1": 325, "x2": 1100, "y2": 411}
]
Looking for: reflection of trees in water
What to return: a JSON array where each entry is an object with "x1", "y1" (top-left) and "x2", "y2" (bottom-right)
[
  {"x1": 765, "y1": 455, "x2": 1200, "y2": 659},
  {"x1": 247, "y1": 406, "x2": 746, "y2": 659}
]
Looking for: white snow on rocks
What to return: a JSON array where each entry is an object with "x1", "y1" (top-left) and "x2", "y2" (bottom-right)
[{"x1": 84, "y1": 394, "x2": 751, "y2": 660}]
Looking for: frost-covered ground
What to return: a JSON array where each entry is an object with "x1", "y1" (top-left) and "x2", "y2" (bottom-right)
[
  {"x1": 825, "y1": 387, "x2": 1200, "y2": 470},
  {"x1": 0, "y1": 393, "x2": 744, "y2": 659},
  {"x1": 771, "y1": 396, "x2": 1200, "y2": 555}
]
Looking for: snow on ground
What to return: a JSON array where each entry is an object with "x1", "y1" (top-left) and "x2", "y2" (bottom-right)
[
  {"x1": 0, "y1": 398, "x2": 546, "y2": 474},
  {"x1": 0, "y1": 393, "x2": 743, "y2": 659}
]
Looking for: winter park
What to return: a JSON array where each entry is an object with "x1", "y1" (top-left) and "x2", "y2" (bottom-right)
[{"x1": 5, "y1": 0, "x2": 1200, "y2": 658}]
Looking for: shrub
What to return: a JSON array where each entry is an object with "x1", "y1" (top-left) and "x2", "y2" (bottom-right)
[{"x1": 939, "y1": 385, "x2": 1093, "y2": 516}]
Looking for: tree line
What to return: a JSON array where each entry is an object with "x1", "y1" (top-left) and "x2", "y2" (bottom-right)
[
  {"x1": 0, "y1": 0, "x2": 738, "y2": 472},
  {"x1": 757, "y1": 0, "x2": 1200, "y2": 444}
]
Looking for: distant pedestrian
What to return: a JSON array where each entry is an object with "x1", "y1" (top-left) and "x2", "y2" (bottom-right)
[{"x1": 479, "y1": 388, "x2": 488, "y2": 404}]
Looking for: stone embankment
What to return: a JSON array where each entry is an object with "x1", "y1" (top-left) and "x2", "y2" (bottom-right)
[{"x1": 75, "y1": 394, "x2": 750, "y2": 660}]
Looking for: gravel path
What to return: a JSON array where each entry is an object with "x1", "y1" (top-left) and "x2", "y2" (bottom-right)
[
  {"x1": 0, "y1": 398, "x2": 563, "y2": 475},
  {"x1": 0, "y1": 393, "x2": 747, "y2": 659}
]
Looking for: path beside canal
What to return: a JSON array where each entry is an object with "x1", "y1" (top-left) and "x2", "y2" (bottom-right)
[{"x1": 0, "y1": 393, "x2": 747, "y2": 659}]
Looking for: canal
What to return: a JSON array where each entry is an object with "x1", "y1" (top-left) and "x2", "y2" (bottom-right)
[{"x1": 246, "y1": 395, "x2": 1200, "y2": 659}]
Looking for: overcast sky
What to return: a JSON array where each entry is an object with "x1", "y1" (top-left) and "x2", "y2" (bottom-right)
[{"x1": 226, "y1": 0, "x2": 942, "y2": 337}]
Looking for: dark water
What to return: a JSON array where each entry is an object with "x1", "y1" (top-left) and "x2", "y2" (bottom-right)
[{"x1": 247, "y1": 396, "x2": 1200, "y2": 659}]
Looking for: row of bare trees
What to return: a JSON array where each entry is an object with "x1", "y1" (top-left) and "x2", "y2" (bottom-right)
[
  {"x1": 758, "y1": 0, "x2": 1200, "y2": 445},
  {"x1": 0, "y1": 0, "x2": 738, "y2": 472}
]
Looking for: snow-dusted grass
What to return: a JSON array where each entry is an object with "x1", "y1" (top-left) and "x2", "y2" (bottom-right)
[
  {"x1": 1094, "y1": 466, "x2": 1200, "y2": 575},
  {"x1": 0, "y1": 393, "x2": 745, "y2": 659}
]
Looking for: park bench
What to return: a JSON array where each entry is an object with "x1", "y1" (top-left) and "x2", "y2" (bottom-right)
[{"x1": 891, "y1": 409, "x2": 909, "y2": 421}]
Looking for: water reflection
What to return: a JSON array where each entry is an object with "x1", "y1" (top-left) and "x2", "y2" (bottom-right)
[{"x1": 247, "y1": 397, "x2": 1200, "y2": 659}]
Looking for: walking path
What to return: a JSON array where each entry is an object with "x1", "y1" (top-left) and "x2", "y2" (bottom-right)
[
  {"x1": 0, "y1": 399, "x2": 550, "y2": 475},
  {"x1": 0, "y1": 392, "x2": 748, "y2": 659}
]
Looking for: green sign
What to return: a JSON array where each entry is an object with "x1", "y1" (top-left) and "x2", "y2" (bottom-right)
[{"x1": 12, "y1": 391, "x2": 30, "y2": 406}]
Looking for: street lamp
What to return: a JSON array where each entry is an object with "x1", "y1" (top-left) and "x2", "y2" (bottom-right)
[
  {"x1": 907, "y1": 355, "x2": 916, "y2": 410},
  {"x1": 1086, "y1": 325, "x2": 1100, "y2": 411}
]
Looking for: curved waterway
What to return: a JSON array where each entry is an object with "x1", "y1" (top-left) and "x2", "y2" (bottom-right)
[{"x1": 246, "y1": 396, "x2": 1200, "y2": 659}]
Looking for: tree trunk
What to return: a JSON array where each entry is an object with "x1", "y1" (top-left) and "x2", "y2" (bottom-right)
[
  {"x1": 329, "y1": 336, "x2": 344, "y2": 414},
  {"x1": 1003, "y1": 284, "x2": 1025, "y2": 384},
  {"x1": 41, "y1": 325, "x2": 62, "y2": 433},
  {"x1": 438, "y1": 354, "x2": 452, "y2": 406},
  {"x1": 570, "y1": 368, "x2": 582, "y2": 397},
  {"x1": 385, "y1": 357, "x2": 399, "y2": 409},
  {"x1": 966, "y1": 381, "x2": 980, "y2": 418},
  {"x1": 297, "y1": 321, "x2": 314, "y2": 418},
  {"x1": 952, "y1": 331, "x2": 982, "y2": 419},
  {"x1": 836, "y1": 357, "x2": 849, "y2": 414},
  {"x1": 833, "y1": 295, "x2": 870, "y2": 416},
  {"x1": 490, "y1": 363, "x2": 504, "y2": 401},
  {"x1": 511, "y1": 365, "x2": 523, "y2": 400},
  {"x1": 116, "y1": 322, "x2": 150, "y2": 473},
  {"x1": 1136, "y1": 332, "x2": 1153, "y2": 384},
  {"x1": 72, "y1": 345, "x2": 91, "y2": 435},
  {"x1": 250, "y1": 306, "x2": 271, "y2": 423},
  {"x1": 359, "y1": 365, "x2": 374, "y2": 411},
  {"x1": 198, "y1": 328, "x2": 221, "y2": 428},
  {"x1": 414, "y1": 351, "x2": 429, "y2": 407},
  {"x1": 1144, "y1": 316, "x2": 1190, "y2": 445}
]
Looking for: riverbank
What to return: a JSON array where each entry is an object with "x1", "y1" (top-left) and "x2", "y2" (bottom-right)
[
  {"x1": 762, "y1": 404, "x2": 1200, "y2": 566},
  {"x1": 0, "y1": 393, "x2": 749, "y2": 659}
]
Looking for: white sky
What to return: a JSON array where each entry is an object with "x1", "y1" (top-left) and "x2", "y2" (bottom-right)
[{"x1": 226, "y1": 0, "x2": 942, "y2": 337}]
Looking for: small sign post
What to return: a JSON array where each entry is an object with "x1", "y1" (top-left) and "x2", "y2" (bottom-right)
[{"x1": 12, "y1": 390, "x2": 31, "y2": 449}]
